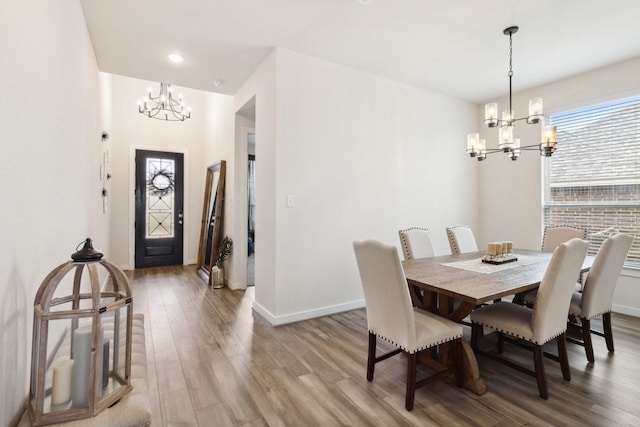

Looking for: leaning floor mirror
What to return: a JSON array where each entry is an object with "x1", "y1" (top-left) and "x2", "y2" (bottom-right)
[{"x1": 197, "y1": 161, "x2": 226, "y2": 285}]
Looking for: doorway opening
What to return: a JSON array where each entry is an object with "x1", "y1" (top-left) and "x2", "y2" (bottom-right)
[
  {"x1": 247, "y1": 136, "x2": 255, "y2": 286},
  {"x1": 235, "y1": 96, "x2": 255, "y2": 289}
]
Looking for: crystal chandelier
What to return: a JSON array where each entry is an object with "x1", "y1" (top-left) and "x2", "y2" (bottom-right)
[
  {"x1": 138, "y1": 83, "x2": 191, "y2": 121},
  {"x1": 467, "y1": 26, "x2": 557, "y2": 161}
]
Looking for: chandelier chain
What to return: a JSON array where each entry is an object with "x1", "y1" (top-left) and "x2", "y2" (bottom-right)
[
  {"x1": 508, "y1": 31, "x2": 513, "y2": 121},
  {"x1": 508, "y1": 32, "x2": 513, "y2": 78}
]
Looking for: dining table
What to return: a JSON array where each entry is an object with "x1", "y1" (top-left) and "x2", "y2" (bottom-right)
[{"x1": 402, "y1": 249, "x2": 594, "y2": 395}]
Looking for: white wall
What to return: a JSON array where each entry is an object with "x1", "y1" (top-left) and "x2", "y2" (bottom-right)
[
  {"x1": 243, "y1": 49, "x2": 478, "y2": 324},
  {"x1": 477, "y1": 57, "x2": 640, "y2": 316},
  {"x1": 0, "y1": 1, "x2": 105, "y2": 425},
  {"x1": 108, "y1": 75, "x2": 211, "y2": 268},
  {"x1": 232, "y1": 52, "x2": 279, "y2": 314}
]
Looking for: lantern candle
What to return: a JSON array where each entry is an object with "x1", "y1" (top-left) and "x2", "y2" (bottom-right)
[
  {"x1": 102, "y1": 339, "x2": 110, "y2": 391},
  {"x1": 72, "y1": 326, "x2": 92, "y2": 406},
  {"x1": 51, "y1": 359, "x2": 74, "y2": 406}
]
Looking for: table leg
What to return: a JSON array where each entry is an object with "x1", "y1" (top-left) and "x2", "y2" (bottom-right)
[
  {"x1": 417, "y1": 339, "x2": 487, "y2": 396},
  {"x1": 438, "y1": 295, "x2": 487, "y2": 395},
  {"x1": 461, "y1": 339, "x2": 486, "y2": 395},
  {"x1": 408, "y1": 284, "x2": 436, "y2": 311},
  {"x1": 408, "y1": 283, "x2": 424, "y2": 307}
]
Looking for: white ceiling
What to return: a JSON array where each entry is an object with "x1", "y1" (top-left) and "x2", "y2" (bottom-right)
[{"x1": 80, "y1": 0, "x2": 640, "y2": 104}]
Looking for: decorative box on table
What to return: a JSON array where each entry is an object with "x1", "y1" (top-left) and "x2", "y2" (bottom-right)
[{"x1": 28, "y1": 239, "x2": 133, "y2": 426}]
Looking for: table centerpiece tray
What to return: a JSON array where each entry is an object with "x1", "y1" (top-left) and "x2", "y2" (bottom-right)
[{"x1": 482, "y1": 254, "x2": 518, "y2": 265}]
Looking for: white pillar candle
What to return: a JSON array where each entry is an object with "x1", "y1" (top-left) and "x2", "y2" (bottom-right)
[
  {"x1": 506, "y1": 241, "x2": 513, "y2": 254},
  {"x1": 51, "y1": 359, "x2": 74, "y2": 405},
  {"x1": 72, "y1": 325, "x2": 92, "y2": 406},
  {"x1": 487, "y1": 243, "x2": 497, "y2": 256}
]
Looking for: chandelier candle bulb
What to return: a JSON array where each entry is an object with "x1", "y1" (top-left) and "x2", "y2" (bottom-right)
[
  {"x1": 541, "y1": 125, "x2": 557, "y2": 144},
  {"x1": 540, "y1": 125, "x2": 558, "y2": 156},
  {"x1": 485, "y1": 103, "x2": 498, "y2": 127},
  {"x1": 467, "y1": 133, "x2": 480, "y2": 155},
  {"x1": 529, "y1": 98, "x2": 543, "y2": 122},
  {"x1": 499, "y1": 126, "x2": 514, "y2": 151},
  {"x1": 478, "y1": 139, "x2": 487, "y2": 160},
  {"x1": 509, "y1": 139, "x2": 521, "y2": 160},
  {"x1": 501, "y1": 110, "x2": 514, "y2": 125}
]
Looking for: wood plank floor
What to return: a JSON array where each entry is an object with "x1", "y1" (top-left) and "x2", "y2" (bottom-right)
[{"x1": 129, "y1": 265, "x2": 640, "y2": 426}]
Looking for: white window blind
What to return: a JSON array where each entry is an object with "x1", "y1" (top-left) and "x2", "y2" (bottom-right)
[{"x1": 543, "y1": 95, "x2": 640, "y2": 268}]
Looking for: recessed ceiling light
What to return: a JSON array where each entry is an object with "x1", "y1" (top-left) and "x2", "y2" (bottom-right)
[
  {"x1": 355, "y1": 0, "x2": 371, "y2": 4},
  {"x1": 168, "y1": 53, "x2": 184, "y2": 63},
  {"x1": 213, "y1": 80, "x2": 224, "y2": 88}
]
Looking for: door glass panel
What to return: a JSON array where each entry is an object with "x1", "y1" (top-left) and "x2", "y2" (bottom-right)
[{"x1": 146, "y1": 158, "x2": 175, "y2": 239}]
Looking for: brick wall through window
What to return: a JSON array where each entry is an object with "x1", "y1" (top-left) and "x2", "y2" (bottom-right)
[{"x1": 543, "y1": 96, "x2": 640, "y2": 269}]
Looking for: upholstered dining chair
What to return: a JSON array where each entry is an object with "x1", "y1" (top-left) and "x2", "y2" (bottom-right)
[
  {"x1": 540, "y1": 225, "x2": 588, "y2": 292},
  {"x1": 353, "y1": 239, "x2": 464, "y2": 410},
  {"x1": 526, "y1": 233, "x2": 633, "y2": 363},
  {"x1": 470, "y1": 238, "x2": 589, "y2": 399},
  {"x1": 398, "y1": 227, "x2": 435, "y2": 260},
  {"x1": 542, "y1": 226, "x2": 587, "y2": 252},
  {"x1": 446, "y1": 225, "x2": 479, "y2": 254}
]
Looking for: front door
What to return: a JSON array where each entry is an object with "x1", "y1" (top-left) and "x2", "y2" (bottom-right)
[{"x1": 135, "y1": 150, "x2": 184, "y2": 268}]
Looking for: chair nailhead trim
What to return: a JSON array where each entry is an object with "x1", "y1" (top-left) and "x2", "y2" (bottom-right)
[
  {"x1": 470, "y1": 322, "x2": 563, "y2": 346},
  {"x1": 371, "y1": 330, "x2": 463, "y2": 353}
]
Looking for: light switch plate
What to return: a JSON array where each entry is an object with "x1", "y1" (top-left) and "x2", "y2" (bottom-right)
[{"x1": 286, "y1": 195, "x2": 295, "y2": 207}]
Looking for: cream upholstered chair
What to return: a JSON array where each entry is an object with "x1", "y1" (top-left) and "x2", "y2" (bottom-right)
[
  {"x1": 353, "y1": 240, "x2": 464, "y2": 410},
  {"x1": 567, "y1": 233, "x2": 633, "y2": 363},
  {"x1": 542, "y1": 226, "x2": 586, "y2": 252},
  {"x1": 470, "y1": 238, "x2": 589, "y2": 399},
  {"x1": 446, "y1": 225, "x2": 478, "y2": 254},
  {"x1": 398, "y1": 227, "x2": 435, "y2": 260},
  {"x1": 527, "y1": 233, "x2": 633, "y2": 363},
  {"x1": 531, "y1": 225, "x2": 587, "y2": 296}
]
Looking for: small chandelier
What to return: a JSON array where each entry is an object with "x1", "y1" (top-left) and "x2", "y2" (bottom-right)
[
  {"x1": 467, "y1": 26, "x2": 557, "y2": 161},
  {"x1": 137, "y1": 82, "x2": 191, "y2": 121}
]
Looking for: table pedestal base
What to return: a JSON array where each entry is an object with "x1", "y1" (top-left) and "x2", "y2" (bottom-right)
[
  {"x1": 461, "y1": 340, "x2": 486, "y2": 395},
  {"x1": 410, "y1": 288, "x2": 486, "y2": 395}
]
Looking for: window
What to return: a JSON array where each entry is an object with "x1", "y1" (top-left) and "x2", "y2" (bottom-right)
[{"x1": 543, "y1": 95, "x2": 640, "y2": 269}]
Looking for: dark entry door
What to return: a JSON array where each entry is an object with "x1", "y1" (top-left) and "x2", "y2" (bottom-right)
[{"x1": 135, "y1": 150, "x2": 184, "y2": 268}]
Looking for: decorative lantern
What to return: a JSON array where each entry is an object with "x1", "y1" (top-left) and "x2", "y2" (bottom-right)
[{"x1": 28, "y1": 238, "x2": 133, "y2": 426}]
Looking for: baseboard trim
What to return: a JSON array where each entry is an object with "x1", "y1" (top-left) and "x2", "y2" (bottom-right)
[
  {"x1": 227, "y1": 280, "x2": 246, "y2": 291},
  {"x1": 252, "y1": 299, "x2": 366, "y2": 326},
  {"x1": 612, "y1": 304, "x2": 640, "y2": 318}
]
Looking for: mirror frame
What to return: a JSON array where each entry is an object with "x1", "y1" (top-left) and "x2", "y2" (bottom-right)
[{"x1": 197, "y1": 160, "x2": 226, "y2": 283}]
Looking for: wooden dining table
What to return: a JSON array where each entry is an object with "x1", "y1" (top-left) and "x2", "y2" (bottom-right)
[{"x1": 402, "y1": 249, "x2": 594, "y2": 395}]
